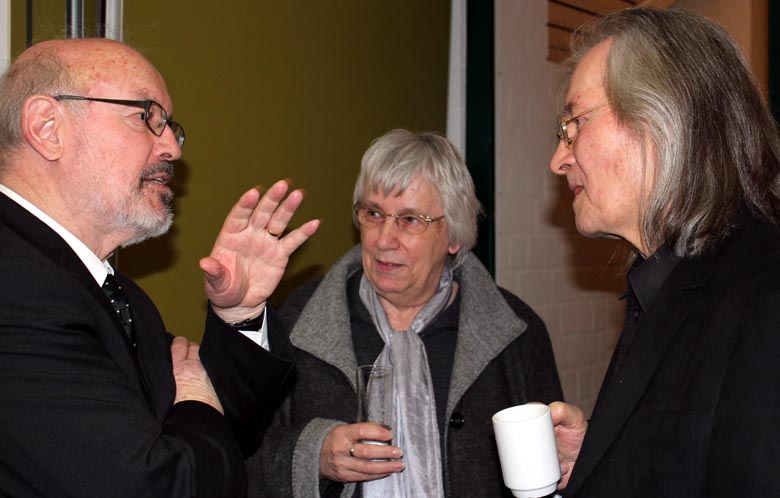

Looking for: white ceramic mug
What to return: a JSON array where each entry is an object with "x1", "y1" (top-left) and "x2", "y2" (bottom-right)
[{"x1": 492, "y1": 403, "x2": 561, "y2": 498}]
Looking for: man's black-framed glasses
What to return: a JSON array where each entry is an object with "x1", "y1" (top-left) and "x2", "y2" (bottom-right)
[
  {"x1": 54, "y1": 95, "x2": 185, "y2": 148},
  {"x1": 354, "y1": 206, "x2": 445, "y2": 235}
]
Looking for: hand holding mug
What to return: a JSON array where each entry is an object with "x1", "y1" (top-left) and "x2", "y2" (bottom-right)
[
  {"x1": 549, "y1": 401, "x2": 587, "y2": 490},
  {"x1": 493, "y1": 403, "x2": 561, "y2": 497}
]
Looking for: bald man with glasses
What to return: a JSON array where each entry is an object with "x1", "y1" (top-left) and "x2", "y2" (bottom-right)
[{"x1": 0, "y1": 38, "x2": 319, "y2": 498}]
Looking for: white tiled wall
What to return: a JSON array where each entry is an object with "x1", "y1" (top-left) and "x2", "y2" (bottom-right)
[{"x1": 494, "y1": 0, "x2": 625, "y2": 415}]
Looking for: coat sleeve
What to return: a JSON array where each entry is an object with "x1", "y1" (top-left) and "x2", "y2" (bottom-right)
[
  {"x1": 0, "y1": 258, "x2": 246, "y2": 498},
  {"x1": 246, "y1": 404, "x2": 350, "y2": 498},
  {"x1": 200, "y1": 304, "x2": 295, "y2": 456},
  {"x1": 244, "y1": 277, "x2": 353, "y2": 498}
]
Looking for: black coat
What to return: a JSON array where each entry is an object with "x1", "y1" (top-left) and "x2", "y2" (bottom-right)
[
  {"x1": 565, "y1": 217, "x2": 780, "y2": 497},
  {"x1": 0, "y1": 192, "x2": 294, "y2": 498}
]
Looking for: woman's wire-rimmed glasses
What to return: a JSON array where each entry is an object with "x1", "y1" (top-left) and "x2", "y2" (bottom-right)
[
  {"x1": 53, "y1": 95, "x2": 185, "y2": 148},
  {"x1": 354, "y1": 206, "x2": 445, "y2": 235},
  {"x1": 556, "y1": 101, "x2": 610, "y2": 149}
]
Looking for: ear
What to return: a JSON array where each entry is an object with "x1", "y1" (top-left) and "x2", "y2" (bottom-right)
[
  {"x1": 448, "y1": 243, "x2": 462, "y2": 256},
  {"x1": 21, "y1": 96, "x2": 64, "y2": 161}
]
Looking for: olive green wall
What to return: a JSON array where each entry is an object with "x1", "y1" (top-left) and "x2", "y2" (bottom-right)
[{"x1": 10, "y1": 1, "x2": 450, "y2": 340}]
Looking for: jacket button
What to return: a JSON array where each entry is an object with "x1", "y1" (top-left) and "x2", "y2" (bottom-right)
[{"x1": 449, "y1": 412, "x2": 465, "y2": 429}]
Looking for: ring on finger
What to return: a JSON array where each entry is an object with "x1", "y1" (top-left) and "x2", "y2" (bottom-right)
[
  {"x1": 266, "y1": 228, "x2": 282, "y2": 238},
  {"x1": 349, "y1": 445, "x2": 356, "y2": 458}
]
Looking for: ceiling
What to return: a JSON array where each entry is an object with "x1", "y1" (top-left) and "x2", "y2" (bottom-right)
[{"x1": 548, "y1": 0, "x2": 676, "y2": 62}]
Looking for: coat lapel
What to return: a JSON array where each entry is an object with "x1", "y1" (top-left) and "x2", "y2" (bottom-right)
[
  {"x1": 0, "y1": 193, "x2": 147, "y2": 403},
  {"x1": 446, "y1": 252, "x2": 526, "y2": 419},
  {"x1": 118, "y1": 274, "x2": 174, "y2": 417},
  {"x1": 290, "y1": 246, "x2": 363, "y2": 389},
  {"x1": 564, "y1": 254, "x2": 713, "y2": 496}
]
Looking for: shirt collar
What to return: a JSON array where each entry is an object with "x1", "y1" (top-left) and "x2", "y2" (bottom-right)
[
  {"x1": 0, "y1": 184, "x2": 110, "y2": 285},
  {"x1": 628, "y1": 243, "x2": 679, "y2": 313}
]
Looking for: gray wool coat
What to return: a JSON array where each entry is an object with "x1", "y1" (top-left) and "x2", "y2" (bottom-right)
[{"x1": 247, "y1": 246, "x2": 563, "y2": 498}]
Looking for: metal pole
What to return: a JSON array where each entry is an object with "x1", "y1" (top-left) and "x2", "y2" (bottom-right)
[
  {"x1": 104, "y1": 0, "x2": 123, "y2": 41},
  {"x1": 66, "y1": 0, "x2": 84, "y2": 38},
  {"x1": 0, "y1": 0, "x2": 10, "y2": 74}
]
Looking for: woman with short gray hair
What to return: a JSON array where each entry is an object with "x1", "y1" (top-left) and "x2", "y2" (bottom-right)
[
  {"x1": 352, "y1": 129, "x2": 480, "y2": 268},
  {"x1": 249, "y1": 129, "x2": 562, "y2": 498}
]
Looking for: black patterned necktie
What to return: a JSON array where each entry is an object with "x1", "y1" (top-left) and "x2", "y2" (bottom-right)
[{"x1": 102, "y1": 274, "x2": 136, "y2": 348}]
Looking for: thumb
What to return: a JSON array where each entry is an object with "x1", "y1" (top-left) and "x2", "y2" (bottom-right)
[
  {"x1": 170, "y1": 336, "x2": 188, "y2": 362},
  {"x1": 200, "y1": 257, "x2": 228, "y2": 289},
  {"x1": 550, "y1": 401, "x2": 585, "y2": 428}
]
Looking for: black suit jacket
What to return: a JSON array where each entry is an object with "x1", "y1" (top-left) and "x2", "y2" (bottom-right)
[
  {"x1": 565, "y1": 216, "x2": 780, "y2": 497},
  {"x1": 0, "y1": 193, "x2": 294, "y2": 498}
]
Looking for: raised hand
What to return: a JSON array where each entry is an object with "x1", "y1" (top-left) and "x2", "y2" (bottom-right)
[{"x1": 199, "y1": 180, "x2": 319, "y2": 324}]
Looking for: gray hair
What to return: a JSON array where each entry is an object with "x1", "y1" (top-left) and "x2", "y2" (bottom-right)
[
  {"x1": 562, "y1": 8, "x2": 780, "y2": 257},
  {"x1": 0, "y1": 50, "x2": 79, "y2": 170},
  {"x1": 353, "y1": 129, "x2": 482, "y2": 268}
]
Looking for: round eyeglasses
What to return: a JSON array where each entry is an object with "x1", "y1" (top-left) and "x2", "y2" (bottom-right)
[
  {"x1": 354, "y1": 207, "x2": 445, "y2": 235},
  {"x1": 556, "y1": 101, "x2": 609, "y2": 149},
  {"x1": 54, "y1": 95, "x2": 185, "y2": 148}
]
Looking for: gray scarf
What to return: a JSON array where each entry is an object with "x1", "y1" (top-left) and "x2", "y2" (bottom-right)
[{"x1": 359, "y1": 268, "x2": 451, "y2": 498}]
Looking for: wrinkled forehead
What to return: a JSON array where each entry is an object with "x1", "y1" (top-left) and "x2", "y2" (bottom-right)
[
  {"x1": 62, "y1": 40, "x2": 171, "y2": 108},
  {"x1": 366, "y1": 175, "x2": 444, "y2": 208},
  {"x1": 563, "y1": 39, "x2": 611, "y2": 111}
]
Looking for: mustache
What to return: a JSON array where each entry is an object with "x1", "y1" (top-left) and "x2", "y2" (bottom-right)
[
  {"x1": 139, "y1": 162, "x2": 174, "y2": 184},
  {"x1": 138, "y1": 161, "x2": 173, "y2": 189}
]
